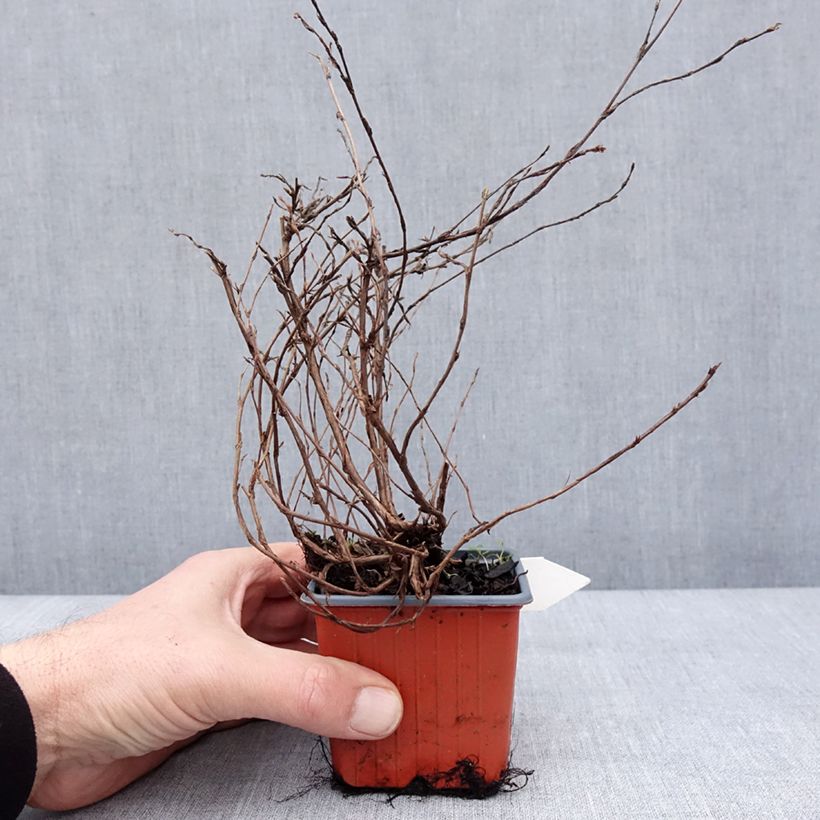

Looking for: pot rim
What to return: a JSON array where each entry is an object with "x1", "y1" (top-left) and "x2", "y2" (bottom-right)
[{"x1": 300, "y1": 550, "x2": 533, "y2": 608}]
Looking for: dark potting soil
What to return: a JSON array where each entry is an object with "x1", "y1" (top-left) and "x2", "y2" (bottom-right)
[
  {"x1": 434, "y1": 550, "x2": 521, "y2": 596},
  {"x1": 304, "y1": 537, "x2": 522, "y2": 597}
]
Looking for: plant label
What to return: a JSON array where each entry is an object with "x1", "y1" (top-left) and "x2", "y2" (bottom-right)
[{"x1": 521, "y1": 557, "x2": 590, "y2": 612}]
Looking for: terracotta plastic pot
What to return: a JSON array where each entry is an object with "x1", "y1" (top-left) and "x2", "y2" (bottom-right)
[{"x1": 302, "y1": 552, "x2": 532, "y2": 790}]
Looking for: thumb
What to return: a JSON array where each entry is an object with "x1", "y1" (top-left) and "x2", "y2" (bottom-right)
[{"x1": 211, "y1": 637, "x2": 404, "y2": 740}]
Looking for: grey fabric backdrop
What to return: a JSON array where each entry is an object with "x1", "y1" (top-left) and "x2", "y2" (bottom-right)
[{"x1": 1, "y1": 0, "x2": 815, "y2": 594}]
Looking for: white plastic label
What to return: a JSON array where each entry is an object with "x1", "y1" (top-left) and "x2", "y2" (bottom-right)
[{"x1": 521, "y1": 557, "x2": 590, "y2": 612}]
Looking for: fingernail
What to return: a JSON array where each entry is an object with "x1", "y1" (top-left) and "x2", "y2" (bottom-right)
[{"x1": 350, "y1": 686, "x2": 403, "y2": 737}]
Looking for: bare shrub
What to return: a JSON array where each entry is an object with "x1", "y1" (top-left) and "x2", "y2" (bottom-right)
[{"x1": 176, "y1": 1, "x2": 778, "y2": 629}]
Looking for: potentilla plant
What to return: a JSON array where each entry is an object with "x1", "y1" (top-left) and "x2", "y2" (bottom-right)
[{"x1": 177, "y1": 1, "x2": 778, "y2": 631}]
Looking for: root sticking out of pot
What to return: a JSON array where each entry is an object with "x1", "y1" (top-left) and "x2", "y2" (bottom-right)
[
  {"x1": 332, "y1": 755, "x2": 534, "y2": 802},
  {"x1": 277, "y1": 740, "x2": 533, "y2": 803}
]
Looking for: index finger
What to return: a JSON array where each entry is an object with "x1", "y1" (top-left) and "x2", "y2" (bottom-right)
[
  {"x1": 178, "y1": 543, "x2": 307, "y2": 599},
  {"x1": 235, "y1": 543, "x2": 308, "y2": 599}
]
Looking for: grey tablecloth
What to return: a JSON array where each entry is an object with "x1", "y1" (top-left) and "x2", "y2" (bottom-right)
[{"x1": 2, "y1": 589, "x2": 817, "y2": 819}]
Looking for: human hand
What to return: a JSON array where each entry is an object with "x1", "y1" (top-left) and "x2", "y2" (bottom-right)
[{"x1": 0, "y1": 545, "x2": 403, "y2": 811}]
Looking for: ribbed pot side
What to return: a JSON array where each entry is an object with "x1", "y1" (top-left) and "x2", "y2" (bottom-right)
[{"x1": 312, "y1": 580, "x2": 529, "y2": 790}]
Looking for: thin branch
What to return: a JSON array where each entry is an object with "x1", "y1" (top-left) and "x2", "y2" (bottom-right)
[
  {"x1": 427, "y1": 364, "x2": 722, "y2": 590},
  {"x1": 612, "y1": 24, "x2": 782, "y2": 113}
]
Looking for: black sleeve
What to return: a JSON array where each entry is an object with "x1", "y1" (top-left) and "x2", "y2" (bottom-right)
[{"x1": 0, "y1": 663, "x2": 37, "y2": 820}]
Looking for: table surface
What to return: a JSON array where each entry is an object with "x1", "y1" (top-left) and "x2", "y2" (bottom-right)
[{"x1": 2, "y1": 588, "x2": 817, "y2": 820}]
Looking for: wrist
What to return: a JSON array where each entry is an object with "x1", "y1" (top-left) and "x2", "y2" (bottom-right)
[{"x1": 0, "y1": 635, "x2": 64, "y2": 788}]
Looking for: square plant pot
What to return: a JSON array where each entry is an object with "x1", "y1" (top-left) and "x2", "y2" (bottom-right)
[{"x1": 302, "y1": 551, "x2": 532, "y2": 791}]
